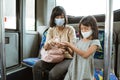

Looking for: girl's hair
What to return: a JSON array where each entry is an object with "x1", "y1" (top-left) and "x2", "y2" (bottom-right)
[
  {"x1": 49, "y1": 6, "x2": 67, "y2": 27},
  {"x1": 79, "y1": 15, "x2": 98, "y2": 39}
]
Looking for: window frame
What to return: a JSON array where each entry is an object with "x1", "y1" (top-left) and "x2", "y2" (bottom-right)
[{"x1": 5, "y1": 0, "x2": 36, "y2": 31}]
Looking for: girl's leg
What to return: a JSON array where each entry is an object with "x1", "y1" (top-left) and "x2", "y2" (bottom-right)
[
  {"x1": 49, "y1": 59, "x2": 72, "y2": 80},
  {"x1": 32, "y1": 60, "x2": 55, "y2": 80}
]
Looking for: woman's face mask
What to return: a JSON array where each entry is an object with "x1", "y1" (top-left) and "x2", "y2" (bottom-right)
[
  {"x1": 55, "y1": 18, "x2": 65, "y2": 26},
  {"x1": 81, "y1": 30, "x2": 93, "y2": 38}
]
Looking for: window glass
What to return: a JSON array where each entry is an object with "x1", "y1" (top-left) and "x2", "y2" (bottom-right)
[
  {"x1": 4, "y1": 0, "x2": 16, "y2": 29},
  {"x1": 26, "y1": 0, "x2": 35, "y2": 31},
  {"x1": 113, "y1": 0, "x2": 120, "y2": 11},
  {"x1": 56, "y1": 0, "x2": 120, "y2": 16}
]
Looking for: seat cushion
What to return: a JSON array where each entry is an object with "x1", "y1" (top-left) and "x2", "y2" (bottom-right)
[
  {"x1": 23, "y1": 58, "x2": 40, "y2": 67},
  {"x1": 94, "y1": 68, "x2": 118, "y2": 80}
]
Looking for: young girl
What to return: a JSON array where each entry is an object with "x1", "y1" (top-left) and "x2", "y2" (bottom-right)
[{"x1": 61, "y1": 16, "x2": 101, "y2": 80}]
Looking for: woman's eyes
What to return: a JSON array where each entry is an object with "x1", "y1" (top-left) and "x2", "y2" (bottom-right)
[
  {"x1": 56, "y1": 17, "x2": 64, "y2": 19},
  {"x1": 55, "y1": 16, "x2": 64, "y2": 18}
]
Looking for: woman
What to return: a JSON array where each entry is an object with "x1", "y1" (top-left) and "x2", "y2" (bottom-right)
[{"x1": 33, "y1": 6, "x2": 76, "y2": 80}]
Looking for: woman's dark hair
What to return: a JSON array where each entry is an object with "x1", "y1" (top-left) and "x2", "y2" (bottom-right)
[
  {"x1": 79, "y1": 15, "x2": 98, "y2": 39},
  {"x1": 49, "y1": 6, "x2": 67, "y2": 27}
]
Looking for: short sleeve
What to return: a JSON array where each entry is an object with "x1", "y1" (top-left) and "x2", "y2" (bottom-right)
[
  {"x1": 45, "y1": 28, "x2": 53, "y2": 42},
  {"x1": 91, "y1": 39, "x2": 102, "y2": 50},
  {"x1": 68, "y1": 26, "x2": 77, "y2": 44}
]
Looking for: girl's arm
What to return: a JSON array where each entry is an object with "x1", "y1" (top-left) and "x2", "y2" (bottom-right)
[{"x1": 62, "y1": 42, "x2": 98, "y2": 59}]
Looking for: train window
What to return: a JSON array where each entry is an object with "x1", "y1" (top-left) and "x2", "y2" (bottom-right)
[
  {"x1": 4, "y1": 0, "x2": 16, "y2": 29},
  {"x1": 56, "y1": 0, "x2": 120, "y2": 16},
  {"x1": 113, "y1": 0, "x2": 120, "y2": 11},
  {"x1": 56, "y1": 0, "x2": 106, "y2": 16},
  {"x1": 25, "y1": 0, "x2": 35, "y2": 31}
]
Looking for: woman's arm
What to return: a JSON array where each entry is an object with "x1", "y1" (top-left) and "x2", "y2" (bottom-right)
[
  {"x1": 67, "y1": 26, "x2": 77, "y2": 56},
  {"x1": 44, "y1": 28, "x2": 54, "y2": 47},
  {"x1": 68, "y1": 26, "x2": 77, "y2": 44}
]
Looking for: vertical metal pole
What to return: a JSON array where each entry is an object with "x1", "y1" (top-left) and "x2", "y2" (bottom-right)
[
  {"x1": 19, "y1": 0, "x2": 25, "y2": 63},
  {"x1": 104, "y1": 0, "x2": 113, "y2": 80},
  {"x1": 0, "y1": 0, "x2": 6, "y2": 80}
]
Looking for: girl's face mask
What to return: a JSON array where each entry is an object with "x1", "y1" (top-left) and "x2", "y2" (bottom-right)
[
  {"x1": 81, "y1": 30, "x2": 93, "y2": 38},
  {"x1": 55, "y1": 18, "x2": 65, "y2": 26}
]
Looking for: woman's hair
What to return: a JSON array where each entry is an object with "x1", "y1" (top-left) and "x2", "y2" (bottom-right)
[
  {"x1": 79, "y1": 15, "x2": 98, "y2": 39},
  {"x1": 49, "y1": 6, "x2": 67, "y2": 27}
]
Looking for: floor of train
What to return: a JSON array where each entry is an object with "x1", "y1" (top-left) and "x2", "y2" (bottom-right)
[
  {"x1": 0, "y1": 66, "x2": 119, "y2": 80},
  {"x1": 0, "y1": 67, "x2": 33, "y2": 80}
]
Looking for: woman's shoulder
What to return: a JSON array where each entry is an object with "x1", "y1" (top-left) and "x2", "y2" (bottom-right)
[
  {"x1": 65, "y1": 25, "x2": 75, "y2": 31},
  {"x1": 66, "y1": 25, "x2": 74, "y2": 28},
  {"x1": 48, "y1": 27, "x2": 56, "y2": 31},
  {"x1": 48, "y1": 27, "x2": 55, "y2": 30}
]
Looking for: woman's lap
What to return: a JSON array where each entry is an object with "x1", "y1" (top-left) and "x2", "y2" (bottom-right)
[
  {"x1": 33, "y1": 59, "x2": 72, "y2": 80},
  {"x1": 49, "y1": 59, "x2": 72, "y2": 80}
]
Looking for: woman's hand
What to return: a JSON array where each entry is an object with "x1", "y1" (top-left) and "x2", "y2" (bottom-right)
[
  {"x1": 59, "y1": 42, "x2": 74, "y2": 56},
  {"x1": 60, "y1": 41, "x2": 71, "y2": 47}
]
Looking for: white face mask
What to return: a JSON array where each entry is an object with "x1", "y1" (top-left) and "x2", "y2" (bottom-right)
[
  {"x1": 55, "y1": 18, "x2": 65, "y2": 26},
  {"x1": 81, "y1": 30, "x2": 93, "y2": 38}
]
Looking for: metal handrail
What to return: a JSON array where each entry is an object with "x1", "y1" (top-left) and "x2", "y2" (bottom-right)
[
  {"x1": 104, "y1": 0, "x2": 113, "y2": 80},
  {"x1": 0, "y1": 0, "x2": 6, "y2": 80}
]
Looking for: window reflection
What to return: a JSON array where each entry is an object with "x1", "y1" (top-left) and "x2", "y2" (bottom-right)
[
  {"x1": 26, "y1": 0, "x2": 35, "y2": 31},
  {"x1": 56, "y1": 0, "x2": 120, "y2": 16},
  {"x1": 4, "y1": 0, "x2": 16, "y2": 29}
]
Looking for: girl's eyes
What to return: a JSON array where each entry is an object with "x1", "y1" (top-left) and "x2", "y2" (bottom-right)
[
  {"x1": 81, "y1": 27, "x2": 91, "y2": 30},
  {"x1": 86, "y1": 28, "x2": 89, "y2": 30},
  {"x1": 81, "y1": 28, "x2": 89, "y2": 31}
]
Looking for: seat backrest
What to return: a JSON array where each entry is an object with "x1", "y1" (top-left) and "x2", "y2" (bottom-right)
[
  {"x1": 94, "y1": 28, "x2": 117, "y2": 68},
  {"x1": 38, "y1": 28, "x2": 48, "y2": 58},
  {"x1": 94, "y1": 30, "x2": 104, "y2": 59},
  {"x1": 113, "y1": 22, "x2": 120, "y2": 78},
  {"x1": 39, "y1": 28, "x2": 48, "y2": 49},
  {"x1": 22, "y1": 28, "x2": 49, "y2": 67}
]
